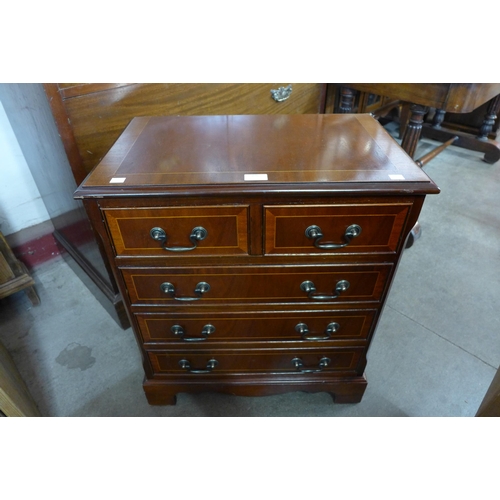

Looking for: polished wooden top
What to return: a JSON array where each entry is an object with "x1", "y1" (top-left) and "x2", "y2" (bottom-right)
[{"x1": 75, "y1": 114, "x2": 439, "y2": 197}]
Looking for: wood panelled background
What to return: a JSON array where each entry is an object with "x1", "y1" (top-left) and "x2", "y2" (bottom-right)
[{"x1": 46, "y1": 83, "x2": 326, "y2": 184}]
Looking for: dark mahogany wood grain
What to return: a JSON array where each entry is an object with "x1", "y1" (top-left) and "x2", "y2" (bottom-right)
[
  {"x1": 142, "y1": 375, "x2": 368, "y2": 405},
  {"x1": 104, "y1": 205, "x2": 249, "y2": 256},
  {"x1": 76, "y1": 114, "x2": 434, "y2": 190},
  {"x1": 148, "y1": 347, "x2": 363, "y2": 374},
  {"x1": 135, "y1": 309, "x2": 377, "y2": 344},
  {"x1": 264, "y1": 202, "x2": 411, "y2": 255},
  {"x1": 76, "y1": 114, "x2": 439, "y2": 406},
  {"x1": 121, "y1": 263, "x2": 391, "y2": 305}
]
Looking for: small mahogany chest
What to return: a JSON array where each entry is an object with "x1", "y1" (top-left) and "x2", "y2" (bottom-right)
[{"x1": 75, "y1": 114, "x2": 439, "y2": 405}]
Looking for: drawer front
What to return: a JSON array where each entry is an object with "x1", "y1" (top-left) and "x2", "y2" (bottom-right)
[
  {"x1": 104, "y1": 206, "x2": 249, "y2": 256},
  {"x1": 148, "y1": 347, "x2": 363, "y2": 375},
  {"x1": 264, "y1": 203, "x2": 411, "y2": 255},
  {"x1": 122, "y1": 264, "x2": 391, "y2": 305},
  {"x1": 136, "y1": 310, "x2": 376, "y2": 344}
]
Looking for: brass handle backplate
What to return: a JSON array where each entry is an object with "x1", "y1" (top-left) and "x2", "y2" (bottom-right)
[
  {"x1": 150, "y1": 226, "x2": 207, "y2": 252},
  {"x1": 305, "y1": 224, "x2": 361, "y2": 249}
]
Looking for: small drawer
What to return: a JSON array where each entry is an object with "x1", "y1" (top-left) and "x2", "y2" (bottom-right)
[
  {"x1": 264, "y1": 203, "x2": 411, "y2": 255},
  {"x1": 148, "y1": 347, "x2": 363, "y2": 375},
  {"x1": 122, "y1": 263, "x2": 391, "y2": 305},
  {"x1": 135, "y1": 310, "x2": 377, "y2": 344},
  {"x1": 103, "y1": 205, "x2": 249, "y2": 256}
]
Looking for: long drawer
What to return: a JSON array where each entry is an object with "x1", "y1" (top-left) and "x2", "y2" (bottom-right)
[
  {"x1": 121, "y1": 264, "x2": 392, "y2": 305},
  {"x1": 148, "y1": 347, "x2": 364, "y2": 375},
  {"x1": 135, "y1": 309, "x2": 377, "y2": 344},
  {"x1": 104, "y1": 205, "x2": 249, "y2": 257},
  {"x1": 264, "y1": 203, "x2": 411, "y2": 256}
]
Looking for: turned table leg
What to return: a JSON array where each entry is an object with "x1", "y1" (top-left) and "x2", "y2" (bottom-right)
[
  {"x1": 478, "y1": 94, "x2": 500, "y2": 140},
  {"x1": 401, "y1": 104, "x2": 428, "y2": 158},
  {"x1": 400, "y1": 104, "x2": 427, "y2": 248},
  {"x1": 338, "y1": 87, "x2": 356, "y2": 113},
  {"x1": 432, "y1": 109, "x2": 446, "y2": 129}
]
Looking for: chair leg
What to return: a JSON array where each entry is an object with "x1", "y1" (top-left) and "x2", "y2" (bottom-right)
[{"x1": 24, "y1": 286, "x2": 40, "y2": 306}]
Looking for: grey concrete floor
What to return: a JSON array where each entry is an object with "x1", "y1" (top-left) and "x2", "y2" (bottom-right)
[{"x1": 1, "y1": 133, "x2": 499, "y2": 417}]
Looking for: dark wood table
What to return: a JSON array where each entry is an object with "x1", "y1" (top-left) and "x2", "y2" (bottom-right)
[{"x1": 337, "y1": 83, "x2": 500, "y2": 163}]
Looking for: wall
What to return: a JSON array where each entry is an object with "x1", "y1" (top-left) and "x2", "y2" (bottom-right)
[{"x1": 0, "y1": 100, "x2": 50, "y2": 236}]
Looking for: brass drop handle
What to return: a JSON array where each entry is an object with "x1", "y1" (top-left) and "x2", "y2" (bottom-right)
[
  {"x1": 171, "y1": 324, "x2": 215, "y2": 342},
  {"x1": 291, "y1": 357, "x2": 331, "y2": 373},
  {"x1": 305, "y1": 224, "x2": 361, "y2": 249},
  {"x1": 179, "y1": 358, "x2": 218, "y2": 374},
  {"x1": 300, "y1": 280, "x2": 350, "y2": 301},
  {"x1": 270, "y1": 84, "x2": 293, "y2": 102},
  {"x1": 295, "y1": 322, "x2": 340, "y2": 340},
  {"x1": 150, "y1": 226, "x2": 207, "y2": 252},
  {"x1": 160, "y1": 282, "x2": 210, "y2": 301}
]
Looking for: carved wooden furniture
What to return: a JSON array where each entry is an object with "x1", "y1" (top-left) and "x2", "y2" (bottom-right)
[
  {"x1": 0, "y1": 228, "x2": 40, "y2": 416},
  {"x1": 327, "y1": 83, "x2": 500, "y2": 162},
  {"x1": 433, "y1": 94, "x2": 500, "y2": 141},
  {"x1": 75, "y1": 114, "x2": 438, "y2": 405},
  {"x1": 0, "y1": 230, "x2": 39, "y2": 306},
  {"x1": 44, "y1": 83, "x2": 326, "y2": 329}
]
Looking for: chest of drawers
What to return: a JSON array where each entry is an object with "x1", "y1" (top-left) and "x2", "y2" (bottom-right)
[{"x1": 75, "y1": 114, "x2": 439, "y2": 405}]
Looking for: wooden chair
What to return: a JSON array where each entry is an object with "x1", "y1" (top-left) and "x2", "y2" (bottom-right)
[
  {"x1": 0, "y1": 230, "x2": 39, "y2": 305},
  {"x1": 0, "y1": 231, "x2": 40, "y2": 416}
]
